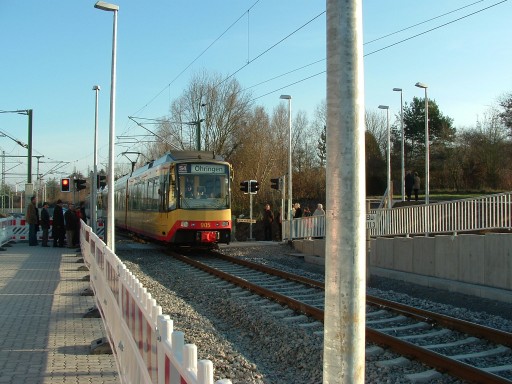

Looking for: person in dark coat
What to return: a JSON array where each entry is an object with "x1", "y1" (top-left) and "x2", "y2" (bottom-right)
[
  {"x1": 405, "y1": 170, "x2": 414, "y2": 201},
  {"x1": 73, "y1": 204, "x2": 82, "y2": 247},
  {"x1": 52, "y1": 200, "x2": 65, "y2": 248},
  {"x1": 64, "y1": 204, "x2": 77, "y2": 248},
  {"x1": 263, "y1": 204, "x2": 274, "y2": 241},
  {"x1": 413, "y1": 172, "x2": 421, "y2": 202},
  {"x1": 40, "y1": 202, "x2": 50, "y2": 247},
  {"x1": 26, "y1": 195, "x2": 39, "y2": 246},
  {"x1": 294, "y1": 203, "x2": 303, "y2": 218}
]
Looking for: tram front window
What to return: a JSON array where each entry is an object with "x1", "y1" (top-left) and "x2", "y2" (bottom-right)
[{"x1": 179, "y1": 174, "x2": 229, "y2": 209}]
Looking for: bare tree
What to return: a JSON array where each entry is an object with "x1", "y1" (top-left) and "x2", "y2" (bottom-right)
[
  {"x1": 156, "y1": 71, "x2": 253, "y2": 159},
  {"x1": 365, "y1": 109, "x2": 387, "y2": 156}
]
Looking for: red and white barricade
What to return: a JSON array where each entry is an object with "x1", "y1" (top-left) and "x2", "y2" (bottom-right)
[{"x1": 80, "y1": 221, "x2": 231, "y2": 384}]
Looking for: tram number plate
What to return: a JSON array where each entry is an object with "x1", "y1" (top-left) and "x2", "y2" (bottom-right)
[
  {"x1": 366, "y1": 214, "x2": 376, "y2": 228},
  {"x1": 237, "y1": 218, "x2": 256, "y2": 223}
]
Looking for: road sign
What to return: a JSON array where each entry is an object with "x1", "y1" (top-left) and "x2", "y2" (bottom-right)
[{"x1": 237, "y1": 218, "x2": 256, "y2": 223}]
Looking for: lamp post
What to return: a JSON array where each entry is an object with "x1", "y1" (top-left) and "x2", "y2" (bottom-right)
[
  {"x1": 415, "y1": 82, "x2": 429, "y2": 205},
  {"x1": 378, "y1": 105, "x2": 391, "y2": 208},
  {"x1": 0, "y1": 109, "x2": 33, "y2": 196},
  {"x1": 95, "y1": 1, "x2": 119, "y2": 252},
  {"x1": 92, "y1": 85, "x2": 100, "y2": 234},
  {"x1": 280, "y1": 95, "x2": 293, "y2": 239},
  {"x1": 393, "y1": 87, "x2": 405, "y2": 202}
]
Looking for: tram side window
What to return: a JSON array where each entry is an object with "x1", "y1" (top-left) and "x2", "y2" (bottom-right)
[
  {"x1": 132, "y1": 183, "x2": 142, "y2": 210},
  {"x1": 147, "y1": 178, "x2": 158, "y2": 211},
  {"x1": 168, "y1": 171, "x2": 176, "y2": 210}
]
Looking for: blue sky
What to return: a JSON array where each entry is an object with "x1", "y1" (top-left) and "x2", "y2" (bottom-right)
[{"x1": 1, "y1": 0, "x2": 510, "y2": 190}]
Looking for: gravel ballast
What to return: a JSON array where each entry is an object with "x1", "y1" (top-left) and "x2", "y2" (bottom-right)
[{"x1": 115, "y1": 240, "x2": 512, "y2": 383}]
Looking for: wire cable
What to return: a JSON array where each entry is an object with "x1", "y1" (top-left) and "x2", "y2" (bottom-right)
[{"x1": 252, "y1": 0, "x2": 508, "y2": 101}]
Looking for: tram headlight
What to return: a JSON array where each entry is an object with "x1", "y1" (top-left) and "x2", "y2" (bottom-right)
[
  {"x1": 221, "y1": 221, "x2": 229, "y2": 227},
  {"x1": 181, "y1": 221, "x2": 189, "y2": 228}
]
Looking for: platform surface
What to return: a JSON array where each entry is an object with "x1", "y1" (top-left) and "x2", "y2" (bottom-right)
[{"x1": 0, "y1": 241, "x2": 119, "y2": 384}]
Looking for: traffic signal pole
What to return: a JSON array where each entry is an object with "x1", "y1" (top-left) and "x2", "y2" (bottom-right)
[{"x1": 249, "y1": 193, "x2": 254, "y2": 241}]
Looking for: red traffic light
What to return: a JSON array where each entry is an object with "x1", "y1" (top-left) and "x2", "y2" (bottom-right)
[{"x1": 61, "y1": 178, "x2": 70, "y2": 192}]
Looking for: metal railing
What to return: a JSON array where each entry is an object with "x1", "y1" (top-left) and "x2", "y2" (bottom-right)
[{"x1": 284, "y1": 192, "x2": 512, "y2": 239}]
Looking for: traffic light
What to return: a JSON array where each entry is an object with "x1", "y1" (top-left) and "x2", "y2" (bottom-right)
[
  {"x1": 75, "y1": 179, "x2": 86, "y2": 191},
  {"x1": 240, "y1": 180, "x2": 249, "y2": 193},
  {"x1": 249, "y1": 180, "x2": 259, "y2": 194},
  {"x1": 61, "y1": 178, "x2": 70, "y2": 192},
  {"x1": 271, "y1": 178, "x2": 280, "y2": 190},
  {"x1": 97, "y1": 174, "x2": 107, "y2": 188}
]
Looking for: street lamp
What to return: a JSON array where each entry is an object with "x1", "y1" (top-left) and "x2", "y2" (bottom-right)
[
  {"x1": 378, "y1": 105, "x2": 391, "y2": 208},
  {"x1": 280, "y1": 95, "x2": 293, "y2": 239},
  {"x1": 92, "y1": 85, "x2": 100, "y2": 234},
  {"x1": 0, "y1": 109, "x2": 33, "y2": 187},
  {"x1": 393, "y1": 87, "x2": 405, "y2": 202},
  {"x1": 95, "y1": 1, "x2": 119, "y2": 252},
  {"x1": 415, "y1": 82, "x2": 429, "y2": 205}
]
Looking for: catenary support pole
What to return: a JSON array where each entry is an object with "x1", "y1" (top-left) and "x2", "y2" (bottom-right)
[{"x1": 324, "y1": 0, "x2": 366, "y2": 383}]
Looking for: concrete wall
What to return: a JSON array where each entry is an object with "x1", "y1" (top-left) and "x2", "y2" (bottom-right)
[{"x1": 292, "y1": 233, "x2": 512, "y2": 303}]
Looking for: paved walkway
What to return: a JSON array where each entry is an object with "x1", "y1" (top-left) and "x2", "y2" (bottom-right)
[{"x1": 0, "y1": 241, "x2": 119, "y2": 384}]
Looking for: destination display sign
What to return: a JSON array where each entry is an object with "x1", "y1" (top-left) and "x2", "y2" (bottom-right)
[{"x1": 178, "y1": 163, "x2": 226, "y2": 174}]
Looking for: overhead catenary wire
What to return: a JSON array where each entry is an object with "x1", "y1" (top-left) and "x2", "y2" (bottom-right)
[
  {"x1": 251, "y1": 0, "x2": 509, "y2": 101},
  {"x1": 96, "y1": 1, "x2": 510, "y2": 172}
]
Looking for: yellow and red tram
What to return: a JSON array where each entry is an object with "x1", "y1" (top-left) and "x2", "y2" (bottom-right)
[{"x1": 113, "y1": 151, "x2": 232, "y2": 245}]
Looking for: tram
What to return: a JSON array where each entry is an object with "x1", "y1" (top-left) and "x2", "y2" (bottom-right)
[{"x1": 111, "y1": 150, "x2": 232, "y2": 245}]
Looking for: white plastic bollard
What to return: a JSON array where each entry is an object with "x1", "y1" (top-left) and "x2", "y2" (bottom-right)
[
  {"x1": 197, "y1": 360, "x2": 214, "y2": 384},
  {"x1": 157, "y1": 315, "x2": 171, "y2": 384},
  {"x1": 172, "y1": 331, "x2": 184, "y2": 362},
  {"x1": 171, "y1": 331, "x2": 184, "y2": 384},
  {"x1": 183, "y1": 344, "x2": 197, "y2": 374}
]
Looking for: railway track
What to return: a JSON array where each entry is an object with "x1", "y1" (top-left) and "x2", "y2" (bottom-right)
[{"x1": 170, "y1": 249, "x2": 512, "y2": 384}]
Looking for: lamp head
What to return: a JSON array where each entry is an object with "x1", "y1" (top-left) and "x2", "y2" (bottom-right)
[
  {"x1": 378, "y1": 105, "x2": 389, "y2": 110},
  {"x1": 94, "y1": 1, "x2": 119, "y2": 11},
  {"x1": 280, "y1": 95, "x2": 291, "y2": 100},
  {"x1": 93, "y1": 85, "x2": 100, "y2": 91},
  {"x1": 415, "y1": 82, "x2": 428, "y2": 89},
  {"x1": 392, "y1": 88, "x2": 402, "y2": 92}
]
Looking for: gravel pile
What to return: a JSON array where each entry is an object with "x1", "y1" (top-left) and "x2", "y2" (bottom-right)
[{"x1": 116, "y1": 240, "x2": 512, "y2": 383}]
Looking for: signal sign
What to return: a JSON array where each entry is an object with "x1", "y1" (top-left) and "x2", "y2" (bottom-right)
[
  {"x1": 240, "y1": 180, "x2": 249, "y2": 193},
  {"x1": 61, "y1": 178, "x2": 70, "y2": 192},
  {"x1": 249, "y1": 180, "x2": 259, "y2": 194},
  {"x1": 75, "y1": 179, "x2": 86, "y2": 191}
]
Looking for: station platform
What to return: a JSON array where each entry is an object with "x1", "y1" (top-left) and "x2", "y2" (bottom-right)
[{"x1": 0, "y1": 241, "x2": 118, "y2": 384}]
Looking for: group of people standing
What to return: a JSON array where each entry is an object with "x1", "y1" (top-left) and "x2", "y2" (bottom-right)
[
  {"x1": 262, "y1": 202, "x2": 325, "y2": 241},
  {"x1": 25, "y1": 196, "x2": 85, "y2": 248},
  {"x1": 404, "y1": 170, "x2": 421, "y2": 202}
]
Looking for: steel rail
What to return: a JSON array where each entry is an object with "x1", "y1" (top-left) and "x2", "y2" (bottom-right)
[
  {"x1": 367, "y1": 328, "x2": 512, "y2": 384},
  {"x1": 169, "y1": 251, "x2": 324, "y2": 321},
  {"x1": 215, "y1": 252, "x2": 512, "y2": 347},
  {"x1": 367, "y1": 295, "x2": 512, "y2": 348},
  {"x1": 171, "y1": 250, "x2": 512, "y2": 384}
]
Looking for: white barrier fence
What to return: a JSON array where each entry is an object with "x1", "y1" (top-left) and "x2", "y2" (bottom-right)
[
  {"x1": 283, "y1": 192, "x2": 512, "y2": 239},
  {"x1": 8, "y1": 217, "x2": 105, "y2": 242},
  {"x1": 0, "y1": 217, "x2": 14, "y2": 247},
  {"x1": 80, "y1": 221, "x2": 231, "y2": 384}
]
